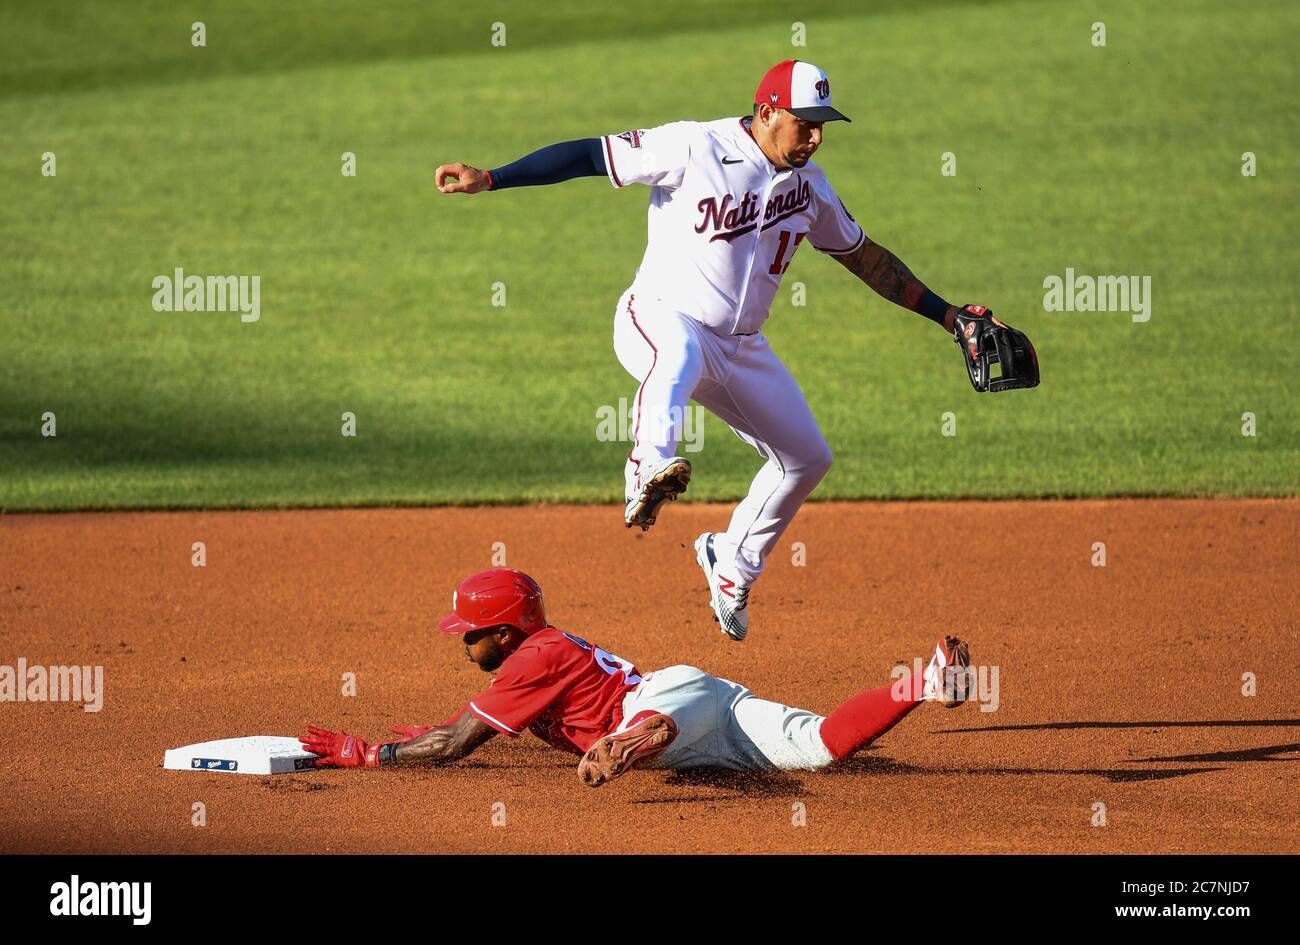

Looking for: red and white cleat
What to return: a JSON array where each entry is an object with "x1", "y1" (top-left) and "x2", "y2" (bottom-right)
[
  {"x1": 922, "y1": 636, "x2": 972, "y2": 708},
  {"x1": 694, "y1": 532, "x2": 751, "y2": 641},
  {"x1": 578, "y1": 712, "x2": 679, "y2": 787}
]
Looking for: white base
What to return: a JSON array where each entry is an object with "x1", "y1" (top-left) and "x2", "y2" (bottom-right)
[{"x1": 163, "y1": 735, "x2": 318, "y2": 776}]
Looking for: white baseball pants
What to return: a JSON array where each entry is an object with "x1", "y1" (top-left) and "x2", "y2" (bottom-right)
[
  {"x1": 613, "y1": 286, "x2": 832, "y2": 585},
  {"x1": 614, "y1": 664, "x2": 835, "y2": 772}
]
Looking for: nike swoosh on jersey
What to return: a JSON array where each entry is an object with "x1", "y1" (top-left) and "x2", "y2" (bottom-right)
[{"x1": 721, "y1": 157, "x2": 743, "y2": 164}]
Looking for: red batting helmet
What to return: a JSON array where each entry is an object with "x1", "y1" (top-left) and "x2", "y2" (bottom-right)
[{"x1": 437, "y1": 568, "x2": 550, "y2": 636}]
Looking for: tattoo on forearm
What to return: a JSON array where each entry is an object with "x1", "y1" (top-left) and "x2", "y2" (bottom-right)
[
  {"x1": 390, "y1": 716, "x2": 496, "y2": 765},
  {"x1": 394, "y1": 728, "x2": 459, "y2": 764},
  {"x1": 831, "y1": 238, "x2": 928, "y2": 311}
]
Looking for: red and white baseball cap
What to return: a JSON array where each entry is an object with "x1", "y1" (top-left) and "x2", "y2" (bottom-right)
[{"x1": 754, "y1": 59, "x2": 850, "y2": 123}]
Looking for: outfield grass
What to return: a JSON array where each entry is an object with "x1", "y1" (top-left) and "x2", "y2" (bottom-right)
[{"x1": 2, "y1": 0, "x2": 1297, "y2": 509}]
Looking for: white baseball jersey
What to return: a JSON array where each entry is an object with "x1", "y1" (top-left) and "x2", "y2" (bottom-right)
[{"x1": 601, "y1": 116, "x2": 865, "y2": 336}]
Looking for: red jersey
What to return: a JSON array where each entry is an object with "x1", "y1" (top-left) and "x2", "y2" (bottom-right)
[{"x1": 464, "y1": 628, "x2": 642, "y2": 755}]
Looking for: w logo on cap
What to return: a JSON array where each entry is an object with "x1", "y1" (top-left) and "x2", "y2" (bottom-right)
[{"x1": 755, "y1": 60, "x2": 851, "y2": 122}]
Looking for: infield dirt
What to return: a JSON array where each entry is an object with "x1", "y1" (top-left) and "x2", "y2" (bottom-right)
[{"x1": 1, "y1": 500, "x2": 1296, "y2": 854}]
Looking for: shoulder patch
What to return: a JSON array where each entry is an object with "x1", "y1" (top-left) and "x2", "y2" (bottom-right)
[{"x1": 616, "y1": 130, "x2": 645, "y2": 149}]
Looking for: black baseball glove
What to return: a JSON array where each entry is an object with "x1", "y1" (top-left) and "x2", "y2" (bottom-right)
[{"x1": 952, "y1": 305, "x2": 1039, "y2": 393}]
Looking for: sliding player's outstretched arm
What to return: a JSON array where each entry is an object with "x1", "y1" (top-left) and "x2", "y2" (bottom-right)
[
  {"x1": 390, "y1": 713, "x2": 496, "y2": 764},
  {"x1": 298, "y1": 711, "x2": 496, "y2": 768}
]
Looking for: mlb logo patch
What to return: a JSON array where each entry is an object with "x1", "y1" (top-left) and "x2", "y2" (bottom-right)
[{"x1": 617, "y1": 129, "x2": 645, "y2": 149}]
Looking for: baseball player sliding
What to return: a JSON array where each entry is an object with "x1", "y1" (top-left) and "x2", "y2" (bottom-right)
[
  {"x1": 300, "y1": 569, "x2": 972, "y2": 784},
  {"x1": 435, "y1": 60, "x2": 1037, "y2": 642}
]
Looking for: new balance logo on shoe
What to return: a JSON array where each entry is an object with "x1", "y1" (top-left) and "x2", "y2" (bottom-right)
[{"x1": 694, "y1": 533, "x2": 752, "y2": 642}]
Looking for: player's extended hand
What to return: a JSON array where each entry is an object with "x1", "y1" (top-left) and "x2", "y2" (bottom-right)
[
  {"x1": 435, "y1": 162, "x2": 491, "y2": 195},
  {"x1": 299, "y1": 725, "x2": 384, "y2": 768},
  {"x1": 389, "y1": 724, "x2": 433, "y2": 740}
]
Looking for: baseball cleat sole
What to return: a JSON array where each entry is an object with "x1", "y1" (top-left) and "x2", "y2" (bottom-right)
[
  {"x1": 624, "y1": 458, "x2": 691, "y2": 531},
  {"x1": 578, "y1": 712, "x2": 678, "y2": 787},
  {"x1": 924, "y1": 636, "x2": 972, "y2": 708}
]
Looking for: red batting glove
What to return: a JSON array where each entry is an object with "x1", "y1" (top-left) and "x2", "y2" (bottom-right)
[{"x1": 299, "y1": 725, "x2": 394, "y2": 768}]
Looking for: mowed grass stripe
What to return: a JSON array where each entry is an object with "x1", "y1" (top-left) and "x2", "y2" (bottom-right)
[{"x1": 2, "y1": 0, "x2": 1296, "y2": 508}]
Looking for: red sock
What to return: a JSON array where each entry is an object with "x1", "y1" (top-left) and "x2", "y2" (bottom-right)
[{"x1": 819, "y1": 668, "x2": 924, "y2": 761}]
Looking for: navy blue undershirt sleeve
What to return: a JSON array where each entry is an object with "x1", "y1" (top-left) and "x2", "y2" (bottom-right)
[
  {"x1": 917, "y1": 289, "x2": 953, "y2": 324},
  {"x1": 488, "y1": 138, "x2": 607, "y2": 190}
]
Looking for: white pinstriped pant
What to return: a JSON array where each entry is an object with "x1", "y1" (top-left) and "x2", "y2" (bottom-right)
[
  {"x1": 613, "y1": 286, "x2": 832, "y2": 584},
  {"x1": 614, "y1": 665, "x2": 834, "y2": 772}
]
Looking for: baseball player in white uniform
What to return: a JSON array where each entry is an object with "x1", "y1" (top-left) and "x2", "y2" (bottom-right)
[{"x1": 436, "y1": 60, "x2": 1036, "y2": 642}]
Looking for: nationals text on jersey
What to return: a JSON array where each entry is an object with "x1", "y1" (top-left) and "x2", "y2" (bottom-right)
[{"x1": 697, "y1": 177, "x2": 813, "y2": 241}]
